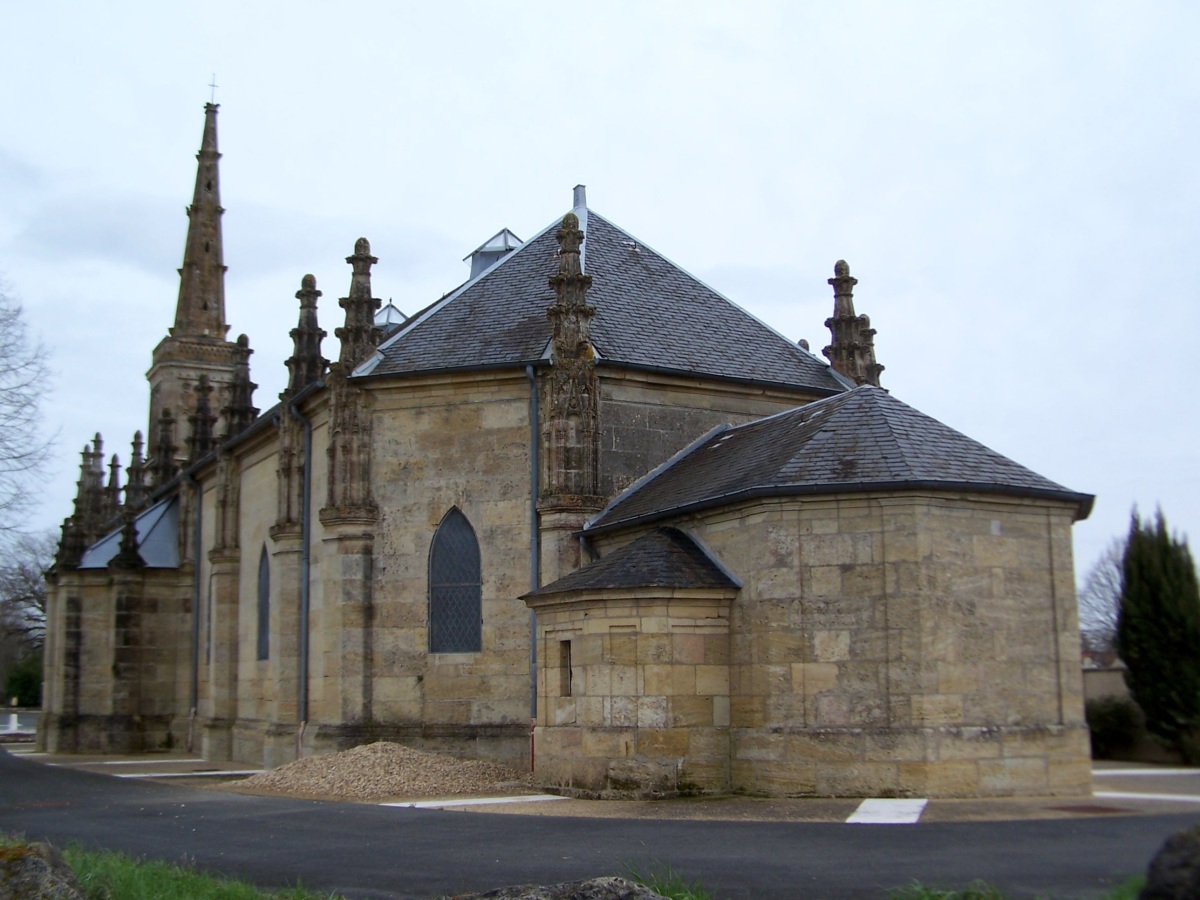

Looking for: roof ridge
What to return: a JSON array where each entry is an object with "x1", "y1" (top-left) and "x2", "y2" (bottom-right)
[
  {"x1": 586, "y1": 212, "x2": 834, "y2": 379},
  {"x1": 361, "y1": 213, "x2": 567, "y2": 374}
]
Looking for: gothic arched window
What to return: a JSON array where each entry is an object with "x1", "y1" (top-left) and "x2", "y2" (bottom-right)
[
  {"x1": 428, "y1": 508, "x2": 482, "y2": 653},
  {"x1": 256, "y1": 546, "x2": 270, "y2": 661}
]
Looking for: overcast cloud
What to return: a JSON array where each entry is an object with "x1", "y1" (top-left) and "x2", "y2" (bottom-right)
[{"x1": 1, "y1": 1, "x2": 1196, "y2": 582}]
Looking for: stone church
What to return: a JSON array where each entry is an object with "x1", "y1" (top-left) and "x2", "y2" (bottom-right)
[{"x1": 40, "y1": 104, "x2": 1095, "y2": 799}]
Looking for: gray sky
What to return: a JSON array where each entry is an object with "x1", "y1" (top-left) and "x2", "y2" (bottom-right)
[{"x1": 1, "y1": 1, "x2": 1196, "y2": 583}]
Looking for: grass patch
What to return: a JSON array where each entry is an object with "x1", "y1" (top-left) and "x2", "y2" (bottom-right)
[
  {"x1": 890, "y1": 882, "x2": 1007, "y2": 900},
  {"x1": 2, "y1": 834, "x2": 338, "y2": 899},
  {"x1": 889, "y1": 876, "x2": 1146, "y2": 900},
  {"x1": 625, "y1": 860, "x2": 713, "y2": 900},
  {"x1": 1099, "y1": 875, "x2": 1146, "y2": 900}
]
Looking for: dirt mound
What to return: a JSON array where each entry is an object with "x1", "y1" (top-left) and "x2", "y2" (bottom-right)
[{"x1": 236, "y1": 741, "x2": 533, "y2": 802}]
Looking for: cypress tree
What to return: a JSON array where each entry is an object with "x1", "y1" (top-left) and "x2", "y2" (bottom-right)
[{"x1": 1116, "y1": 510, "x2": 1200, "y2": 762}]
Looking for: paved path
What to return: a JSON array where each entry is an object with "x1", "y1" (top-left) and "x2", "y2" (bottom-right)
[{"x1": 0, "y1": 746, "x2": 1195, "y2": 899}]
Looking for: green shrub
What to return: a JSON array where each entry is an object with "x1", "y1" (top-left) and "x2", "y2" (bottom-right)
[
  {"x1": 1086, "y1": 695, "x2": 1144, "y2": 759},
  {"x1": 1117, "y1": 511, "x2": 1200, "y2": 762},
  {"x1": 3, "y1": 651, "x2": 41, "y2": 707}
]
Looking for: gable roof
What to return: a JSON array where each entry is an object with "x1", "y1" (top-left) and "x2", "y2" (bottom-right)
[
  {"x1": 524, "y1": 527, "x2": 739, "y2": 598},
  {"x1": 362, "y1": 208, "x2": 845, "y2": 394},
  {"x1": 78, "y1": 496, "x2": 180, "y2": 569},
  {"x1": 586, "y1": 385, "x2": 1094, "y2": 534}
]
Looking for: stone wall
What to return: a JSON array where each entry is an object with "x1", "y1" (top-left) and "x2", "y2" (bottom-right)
[
  {"x1": 598, "y1": 371, "x2": 822, "y2": 497},
  {"x1": 340, "y1": 372, "x2": 535, "y2": 765},
  {"x1": 41, "y1": 566, "x2": 190, "y2": 754},
  {"x1": 550, "y1": 491, "x2": 1090, "y2": 799},
  {"x1": 688, "y1": 492, "x2": 1089, "y2": 798},
  {"x1": 528, "y1": 588, "x2": 736, "y2": 797}
]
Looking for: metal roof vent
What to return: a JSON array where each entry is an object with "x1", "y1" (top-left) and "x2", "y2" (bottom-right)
[
  {"x1": 374, "y1": 300, "x2": 407, "y2": 337},
  {"x1": 464, "y1": 228, "x2": 523, "y2": 279}
]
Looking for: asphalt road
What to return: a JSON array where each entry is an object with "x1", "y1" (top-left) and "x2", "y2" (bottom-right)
[{"x1": 0, "y1": 747, "x2": 1193, "y2": 899}]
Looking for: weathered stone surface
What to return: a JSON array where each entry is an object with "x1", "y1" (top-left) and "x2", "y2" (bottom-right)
[
  {"x1": 0, "y1": 841, "x2": 84, "y2": 900},
  {"x1": 1140, "y1": 826, "x2": 1200, "y2": 900},
  {"x1": 440, "y1": 876, "x2": 667, "y2": 900}
]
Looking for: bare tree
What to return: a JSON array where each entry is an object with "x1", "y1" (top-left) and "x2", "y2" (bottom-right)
[
  {"x1": 0, "y1": 284, "x2": 51, "y2": 543},
  {"x1": 0, "y1": 530, "x2": 54, "y2": 697},
  {"x1": 0, "y1": 530, "x2": 54, "y2": 650},
  {"x1": 1078, "y1": 536, "x2": 1124, "y2": 652}
]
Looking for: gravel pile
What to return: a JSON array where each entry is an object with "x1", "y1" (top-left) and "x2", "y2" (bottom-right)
[{"x1": 236, "y1": 741, "x2": 534, "y2": 802}]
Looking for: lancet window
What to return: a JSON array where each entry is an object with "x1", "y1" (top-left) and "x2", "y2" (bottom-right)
[{"x1": 428, "y1": 508, "x2": 482, "y2": 653}]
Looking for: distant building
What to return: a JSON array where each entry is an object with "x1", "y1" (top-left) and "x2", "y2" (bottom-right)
[{"x1": 41, "y1": 105, "x2": 1095, "y2": 798}]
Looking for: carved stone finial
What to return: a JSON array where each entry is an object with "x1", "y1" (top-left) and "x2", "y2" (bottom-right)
[
  {"x1": 103, "y1": 453, "x2": 123, "y2": 524},
  {"x1": 221, "y1": 336, "x2": 258, "y2": 439},
  {"x1": 823, "y1": 259, "x2": 883, "y2": 388},
  {"x1": 56, "y1": 514, "x2": 86, "y2": 569},
  {"x1": 336, "y1": 239, "x2": 382, "y2": 371},
  {"x1": 125, "y1": 431, "x2": 149, "y2": 510},
  {"x1": 112, "y1": 505, "x2": 145, "y2": 570},
  {"x1": 151, "y1": 409, "x2": 180, "y2": 487},
  {"x1": 59, "y1": 439, "x2": 108, "y2": 564},
  {"x1": 284, "y1": 273, "x2": 328, "y2": 399},
  {"x1": 187, "y1": 377, "x2": 218, "y2": 462},
  {"x1": 544, "y1": 212, "x2": 601, "y2": 503}
]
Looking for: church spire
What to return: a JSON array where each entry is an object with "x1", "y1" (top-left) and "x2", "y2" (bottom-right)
[
  {"x1": 823, "y1": 260, "x2": 884, "y2": 388},
  {"x1": 172, "y1": 103, "x2": 228, "y2": 340}
]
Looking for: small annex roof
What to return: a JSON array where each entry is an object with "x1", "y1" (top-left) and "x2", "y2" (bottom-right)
[
  {"x1": 524, "y1": 527, "x2": 739, "y2": 598},
  {"x1": 364, "y1": 207, "x2": 844, "y2": 393},
  {"x1": 586, "y1": 385, "x2": 1094, "y2": 534},
  {"x1": 78, "y1": 496, "x2": 180, "y2": 569}
]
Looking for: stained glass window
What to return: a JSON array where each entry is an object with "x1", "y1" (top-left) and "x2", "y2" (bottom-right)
[
  {"x1": 428, "y1": 508, "x2": 482, "y2": 653},
  {"x1": 257, "y1": 547, "x2": 270, "y2": 661}
]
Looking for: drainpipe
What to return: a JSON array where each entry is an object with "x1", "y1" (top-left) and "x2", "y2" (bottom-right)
[
  {"x1": 287, "y1": 397, "x2": 314, "y2": 759},
  {"x1": 185, "y1": 472, "x2": 202, "y2": 753},
  {"x1": 525, "y1": 364, "x2": 540, "y2": 770}
]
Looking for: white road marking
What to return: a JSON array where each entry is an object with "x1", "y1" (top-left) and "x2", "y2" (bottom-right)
[
  {"x1": 846, "y1": 798, "x2": 928, "y2": 824},
  {"x1": 383, "y1": 794, "x2": 569, "y2": 809},
  {"x1": 64, "y1": 758, "x2": 208, "y2": 766},
  {"x1": 1093, "y1": 768, "x2": 1199, "y2": 777},
  {"x1": 111, "y1": 770, "x2": 262, "y2": 778},
  {"x1": 1094, "y1": 791, "x2": 1200, "y2": 804}
]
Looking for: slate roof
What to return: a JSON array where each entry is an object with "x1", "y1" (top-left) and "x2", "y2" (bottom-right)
[
  {"x1": 78, "y1": 496, "x2": 180, "y2": 569},
  {"x1": 525, "y1": 527, "x2": 739, "y2": 598},
  {"x1": 586, "y1": 386, "x2": 1094, "y2": 534},
  {"x1": 362, "y1": 209, "x2": 845, "y2": 393}
]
